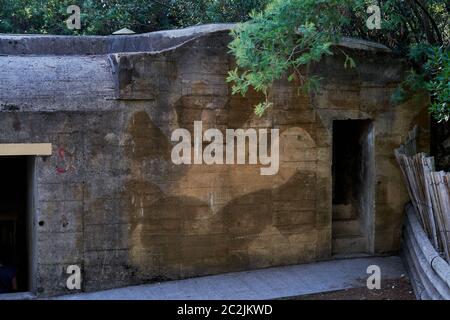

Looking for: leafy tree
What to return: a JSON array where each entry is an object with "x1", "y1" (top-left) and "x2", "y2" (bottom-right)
[
  {"x1": 0, "y1": 0, "x2": 269, "y2": 35},
  {"x1": 0, "y1": 0, "x2": 176, "y2": 35},
  {"x1": 170, "y1": 0, "x2": 269, "y2": 27},
  {"x1": 227, "y1": 0, "x2": 449, "y2": 122}
]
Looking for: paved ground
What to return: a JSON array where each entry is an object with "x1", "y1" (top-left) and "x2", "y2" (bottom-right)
[{"x1": 55, "y1": 256, "x2": 407, "y2": 300}]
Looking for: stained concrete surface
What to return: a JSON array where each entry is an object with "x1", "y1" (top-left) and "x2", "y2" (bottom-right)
[{"x1": 55, "y1": 256, "x2": 406, "y2": 300}]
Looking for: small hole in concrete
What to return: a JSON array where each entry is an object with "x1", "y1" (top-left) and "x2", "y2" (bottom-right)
[{"x1": 38, "y1": 221, "x2": 45, "y2": 227}]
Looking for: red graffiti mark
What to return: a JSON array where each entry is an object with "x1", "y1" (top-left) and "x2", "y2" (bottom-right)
[
  {"x1": 56, "y1": 147, "x2": 67, "y2": 174},
  {"x1": 55, "y1": 146, "x2": 76, "y2": 174},
  {"x1": 56, "y1": 166, "x2": 67, "y2": 174}
]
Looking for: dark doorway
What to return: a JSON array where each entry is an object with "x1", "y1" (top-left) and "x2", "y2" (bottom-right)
[
  {"x1": 332, "y1": 120, "x2": 374, "y2": 256},
  {"x1": 0, "y1": 156, "x2": 30, "y2": 292}
]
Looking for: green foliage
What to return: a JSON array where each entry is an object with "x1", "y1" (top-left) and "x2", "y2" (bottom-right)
[
  {"x1": 0, "y1": 0, "x2": 171, "y2": 35},
  {"x1": 173, "y1": 0, "x2": 269, "y2": 27},
  {"x1": 227, "y1": 0, "x2": 449, "y2": 121},
  {"x1": 392, "y1": 45, "x2": 449, "y2": 123},
  {"x1": 227, "y1": 0, "x2": 350, "y2": 116},
  {"x1": 0, "y1": 0, "x2": 269, "y2": 35},
  {"x1": 207, "y1": 0, "x2": 268, "y2": 22},
  {"x1": 421, "y1": 46, "x2": 449, "y2": 122}
]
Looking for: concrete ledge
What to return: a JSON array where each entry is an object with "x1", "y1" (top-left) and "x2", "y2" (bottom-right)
[
  {"x1": 0, "y1": 24, "x2": 235, "y2": 55},
  {"x1": 338, "y1": 37, "x2": 391, "y2": 53},
  {"x1": 0, "y1": 23, "x2": 392, "y2": 56},
  {"x1": 0, "y1": 143, "x2": 52, "y2": 156},
  {"x1": 402, "y1": 203, "x2": 450, "y2": 300}
]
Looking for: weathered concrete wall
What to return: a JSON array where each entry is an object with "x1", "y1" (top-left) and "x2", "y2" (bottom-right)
[{"x1": 0, "y1": 26, "x2": 429, "y2": 296}]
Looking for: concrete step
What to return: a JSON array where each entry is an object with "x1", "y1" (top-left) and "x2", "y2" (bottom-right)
[
  {"x1": 332, "y1": 236, "x2": 367, "y2": 255},
  {"x1": 333, "y1": 253, "x2": 372, "y2": 260},
  {"x1": 332, "y1": 219, "x2": 361, "y2": 237},
  {"x1": 332, "y1": 204, "x2": 353, "y2": 220}
]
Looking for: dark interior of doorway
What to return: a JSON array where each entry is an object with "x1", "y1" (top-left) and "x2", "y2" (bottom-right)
[
  {"x1": 0, "y1": 156, "x2": 29, "y2": 293},
  {"x1": 332, "y1": 120, "x2": 373, "y2": 256}
]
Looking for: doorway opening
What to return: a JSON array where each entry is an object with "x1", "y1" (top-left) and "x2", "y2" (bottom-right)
[
  {"x1": 0, "y1": 156, "x2": 35, "y2": 294},
  {"x1": 332, "y1": 120, "x2": 374, "y2": 256}
]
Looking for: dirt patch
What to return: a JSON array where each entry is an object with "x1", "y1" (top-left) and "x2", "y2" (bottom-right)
[{"x1": 294, "y1": 278, "x2": 416, "y2": 300}]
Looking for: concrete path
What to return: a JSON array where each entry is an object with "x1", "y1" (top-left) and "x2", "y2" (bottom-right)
[{"x1": 56, "y1": 256, "x2": 405, "y2": 300}]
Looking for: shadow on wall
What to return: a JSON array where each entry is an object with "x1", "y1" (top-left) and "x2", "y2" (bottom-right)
[
  {"x1": 122, "y1": 110, "x2": 320, "y2": 281},
  {"x1": 124, "y1": 171, "x2": 318, "y2": 280}
]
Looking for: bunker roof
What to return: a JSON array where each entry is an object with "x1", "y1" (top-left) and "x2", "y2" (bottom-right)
[{"x1": 0, "y1": 23, "x2": 391, "y2": 56}]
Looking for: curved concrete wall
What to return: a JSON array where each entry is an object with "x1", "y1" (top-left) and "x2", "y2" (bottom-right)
[{"x1": 402, "y1": 203, "x2": 450, "y2": 300}]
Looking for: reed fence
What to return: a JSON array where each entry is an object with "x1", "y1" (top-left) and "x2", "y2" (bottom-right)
[{"x1": 395, "y1": 127, "x2": 450, "y2": 263}]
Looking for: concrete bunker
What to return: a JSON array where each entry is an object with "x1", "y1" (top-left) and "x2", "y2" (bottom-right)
[{"x1": 0, "y1": 25, "x2": 430, "y2": 296}]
